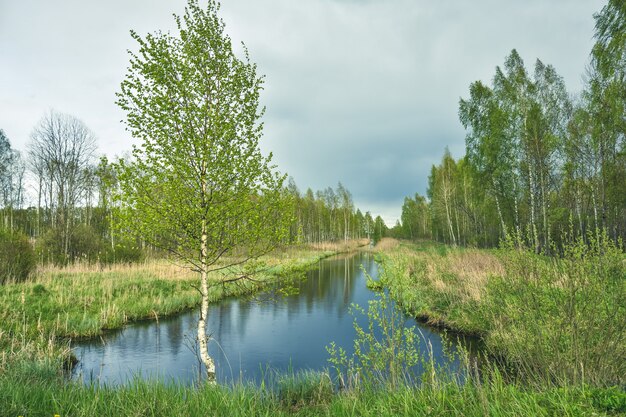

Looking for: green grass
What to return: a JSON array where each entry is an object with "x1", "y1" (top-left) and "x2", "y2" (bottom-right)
[
  {"x1": 1, "y1": 360, "x2": 623, "y2": 416},
  {"x1": 376, "y1": 235, "x2": 626, "y2": 387}
]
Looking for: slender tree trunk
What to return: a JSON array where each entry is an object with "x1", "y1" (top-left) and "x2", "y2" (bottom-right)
[
  {"x1": 198, "y1": 162, "x2": 216, "y2": 382},
  {"x1": 512, "y1": 178, "x2": 520, "y2": 236},
  {"x1": 539, "y1": 168, "x2": 550, "y2": 253},
  {"x1": 492, "y1": 178, "x2": 507, "y2": 239},
  {"x1": 36, "y1": 176, "x2": 42, "y2": 238},
  {"x1": 443, "y1": 191, "x2": 456, "y2": 246},
  {"x1": 528, "y1": 166, "x2": 539, "y2": 253},
  {"x1": 198, "y1": 217, "x2": 216, "y2": 382}
]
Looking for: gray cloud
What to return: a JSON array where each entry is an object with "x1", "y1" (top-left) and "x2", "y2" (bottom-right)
[{"x1": 0, "y1": 0, "x2": 604, "y2": 224}]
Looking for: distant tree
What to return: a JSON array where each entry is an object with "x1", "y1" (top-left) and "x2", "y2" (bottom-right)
[
  {"x1": 0, "y1": 130, "x2": 25, "y2": 232},
  {"x1": 401, "y1": 193, "x2": 430, "y2": 241},
  {"x1": 372, "y1": 215, "x2": 387, "y2": 244},
  {"x1": 364, "y1": 211, "x2": 374, "y2": 241},
  {"x1": 337, "y1": 182, "x2": 353, "y2": 241},
  {"x1": 28, "y1": 111, "x2": 97, "y2": 260},
  {"x1": 115, "y1": 0, "x2": 291, "y2": 382}
]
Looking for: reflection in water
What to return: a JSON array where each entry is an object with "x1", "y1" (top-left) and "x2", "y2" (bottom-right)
[{"x1": 72, "y1": 252, "x2": 478, "y2": 386}]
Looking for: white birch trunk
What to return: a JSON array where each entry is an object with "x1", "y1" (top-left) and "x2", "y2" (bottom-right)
[
  {"x1": 198, "y1": 224, "x2": 216, "y2": 382},
  {"x1": 492, "y1": 178, "x2": 507, "y2": 239}
]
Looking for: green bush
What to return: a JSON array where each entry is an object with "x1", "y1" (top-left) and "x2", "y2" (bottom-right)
[
  {"x1": 68, "y1": 224, "x2": 103, "y2": 261},
  {"x1": 101, "y1": 239, "x2": 144, "y2": 264},
  {"x1": 0, "y1": 230, "x2": 35, "y2": 284},
  {"x1": 589, "y1": 386, "x2": 626, "y2": 414},
  {"x1": 36, "y1": 225, "x2": 104, "y2": 265},
  {"x1": 275, "y1": 370, "x2": 334, "y2": 409},
  {"x1": 486, "y1": 232, "x2": 626, "y2": 386}
]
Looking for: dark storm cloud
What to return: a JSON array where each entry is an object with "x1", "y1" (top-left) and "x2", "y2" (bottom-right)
[{"x1": 0, "y1": 0, "x2": 604, "y2": 223}]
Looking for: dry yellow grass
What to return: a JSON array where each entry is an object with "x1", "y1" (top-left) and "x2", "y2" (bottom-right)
[
  {"x1": 448, "y1": 250, "x2": 505, "y2": 300},
  {"x1": 305, "y1": 239, "x2": 370, "y2": 253},
  {"x1": 380, "y1": 243, "x2": 503, "y2": 302},
  {"x1": 372, "y1": 238, "x2": 400, "y2": 251},
  {"x1": 34, "y1": 259, "x2": 197, "y2": 282},
  {"x1": 30, "y1": 240, "x2": 370, "y2": 285}
]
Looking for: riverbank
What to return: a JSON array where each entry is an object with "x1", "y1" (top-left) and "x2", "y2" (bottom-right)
[
  {"x1": 371, "y1": 237, "x2": 625, "y2": 387},
  {"x1": 2, "y1": 361, "x2": 622, "y2": 416},
  {"x1": 0, "y1": 240, "x2": 367, "y2": 370},
  {"x1": 2, "y1": 238, "x2": 624, "y2": 416}
]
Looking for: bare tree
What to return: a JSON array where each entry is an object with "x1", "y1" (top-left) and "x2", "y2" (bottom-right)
[{"x1": 28, "y1": 111, "x2": 97, "y2": 259}]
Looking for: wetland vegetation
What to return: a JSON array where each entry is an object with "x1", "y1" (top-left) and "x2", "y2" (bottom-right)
[{"x1": 1, "y1": 0, "x2": 625, "y2": 415}]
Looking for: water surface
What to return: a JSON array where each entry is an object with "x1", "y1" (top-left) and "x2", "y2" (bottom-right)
[{"x1": 72, "y1": 252, "x2": 476, "y2": 385}]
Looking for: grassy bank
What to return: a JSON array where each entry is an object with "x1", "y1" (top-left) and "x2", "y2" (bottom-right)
[
  {"x1": 2, "y1": 243, "x2": 369, "y2": 338},
  {"x1": 2, "y1": 351, "x2": 624, "y2": 416},
  {"x1": 0, "y1": 241, "x2": 366, "y2": 370},
  {"x1": 2, "y1": 238, "x2": 624, "y2": 416},
  {"x1": 372, "y1": 237, "x2": 625, "y2": 387}
]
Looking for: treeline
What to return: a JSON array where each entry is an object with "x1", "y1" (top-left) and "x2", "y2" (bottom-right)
[
  {"x1": 0, "y1": 113, "x2": 381, "y2": 276},
  {"x1": 285, "y1": 179, "x2": 387, "y2": 244},
  {"x1": 398, "y1": 1, "x2": 625, "y2": 251}
]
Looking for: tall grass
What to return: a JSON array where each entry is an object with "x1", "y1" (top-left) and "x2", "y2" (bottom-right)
[
  {"x1": 377, "y1": 235, "x2": 625, "y2": 387},
  {"x1": 4, "y1": 360, "x2": 618, "y2": 417},
  {"x1": 3, "y1": 359, "x2": 623, "y2": 416}
]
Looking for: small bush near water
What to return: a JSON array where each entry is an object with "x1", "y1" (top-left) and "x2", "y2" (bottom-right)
[{"x1": 0, "y1": 229, "x2": 35, "y2": 284}]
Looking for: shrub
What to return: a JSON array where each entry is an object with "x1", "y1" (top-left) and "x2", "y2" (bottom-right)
[
  {"x1": 275, "y1": 370, "x2": 334, "y2": 410},
  {"x1": 486, "y1": 232, "x2": 626, "y2": 386},
  {"x1": 101, "y1": 239, "x2": 144, "y2": 264},
  {"x1": 0, "y1": 230, "x2": 35, "y2": 284},
  {"x1": 36, "y1": 224, "x2": 107, "y2": 265},
  {"x1": 69, "y1": 224, "x2": 103, "y2": 261},
  {"x1": 327, "y1": 291, "x2": 422, "y2": 390}
]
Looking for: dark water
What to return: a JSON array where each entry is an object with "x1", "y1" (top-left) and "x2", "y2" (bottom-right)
[{"x1": 71, "y1": 252, "x2": 478, "y2": 385}]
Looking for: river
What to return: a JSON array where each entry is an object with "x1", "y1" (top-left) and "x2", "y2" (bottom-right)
[{"x1": 71, "y1": 252, "x2": 477, "y2": 385}]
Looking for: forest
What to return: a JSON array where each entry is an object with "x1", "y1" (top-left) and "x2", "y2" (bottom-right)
[
  {"x1": 0, "y1": 123, "x2": 385, "y2": 280},
  {"x1": 396, "y1": 15, "x2": 625, "y2": 250}
]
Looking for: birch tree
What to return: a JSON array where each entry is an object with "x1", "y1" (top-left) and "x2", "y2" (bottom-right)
[
  {"x1": 28, "y1": 111, "x2": 96, "y2": 259},
  {"x1": 115, "y1": 0, "x2": 291, "y2": 382},
  {"x1": 0, "y1": 130, "x2": 25, "y2": 232}
]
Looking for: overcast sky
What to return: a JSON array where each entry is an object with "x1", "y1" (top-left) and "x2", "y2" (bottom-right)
[{"x1": 0, "y1": 0, "x2": 605, "y2": 224}]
